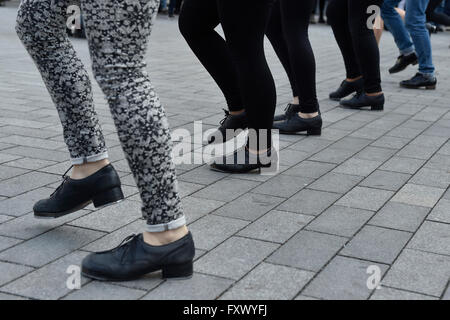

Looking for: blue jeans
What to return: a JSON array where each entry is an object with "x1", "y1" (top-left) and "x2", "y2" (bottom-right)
[
  {"x1": 160, "y1": 0, "x2": 167, "y2": 10},
  {"x1": 382, "y1": 0, "x2": 435, "y2": 75}
]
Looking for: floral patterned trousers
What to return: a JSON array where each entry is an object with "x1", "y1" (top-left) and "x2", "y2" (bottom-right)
[{"x1": 16, "y1": 0, "x2": 185, "y2": 231}]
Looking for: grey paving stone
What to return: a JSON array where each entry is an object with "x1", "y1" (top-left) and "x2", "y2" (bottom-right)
[
  {"x1": 178, "y1": 180, "x2": 205, "y2": 198},
  {"x1": 192, "y1": 178, "x2": 259, "y2": 202},
  {"x1": 283, "y1": 160, "x2": 336, "y2": 179},
  {"x1": 69, "y1": 200, "x2": 141, "y2": 232},
  {"x1": 238, "y1": 210, "x2": 312, "y2": 243},
  {"x1": 277, "y1": 189, "x2": 341, "y2": 216},
  {"x1": 396, "y1": 144, "x2": 438, "y2": 160},
  {"x1": 189, "y1": 215, "x2": 248, "y2": 250},
  {"x1": 195, "y1": 236, "x2": 278, "y2": 280},
  {"x1": 277, "y1": 148, "x2": 309, "y2": 166},
  {"x1": 63, "y1": 282, "x2": 146, "y2": 300},
  {"x1": 424, "y1": 153, "x2": 450, "y2": 172},
  {"x1": 220, "y1": 262, "x2": 314, "y2": 300},
  {"x1": 2, "y1": 146, "x2": 69, "y2": 162},
  {"x1": 369, "y1": 202, "x2": 430, "y2": 232},
  {"x1": 409, "y1": 167, "x2": 450, "y2": 189},
  {"x1": 310, "y1": 146, "x2": 358, "y2": 164},
  {"x1": 341, "y1": 225, "x2": 412, "y2": 264},
  {"x1": 303, "y1": 256, "x2": 388, "y2": 300},
  {"x1": 252, "y1": 174, "x2": 313, "y2": 198},
  {"x1": 0, "y1": 153, "x2": 22, "y2": 165},
  {"x1": 294, "y1": 295, "x2": 319, "y2": 300},
  {"x1": 307, "y1": 205, "x2": 374, "y2": 237},
  {"x1": 0, "y1": 187, "x2": 54, "y2": 217},
  {"x1": 213, "y1": 192, "x2": 284, "y2": 221},
  {"x1": 4, "y1": 157, "x2": 58, "y2": 170},
  {"x1": 288, "y1": 138, "x2": 333, "y2": 154},
  {"x1": 0, "y1": 226, "x2": 104, "y2": 267},
  {"x1": 0, "y1": 261, "x2": 34, "y2": 287},
  {"x1": 0, "y1": 135, "x2": 65, "y2": 150},
  {"x1": 308, "y1": 172, "x2": 363, "y2": 194},
  {"x1": 392, "y1": 184, "x2": 445, "y2": 208},
  {"x1": 428, "y1": 199, "x2": 450, "y2": 224},
  {"x1": 371, "y1": 136, "x2": 410, "y2": 149},
  {"x1": 0, "y1": 214, "x2": 13, "y2": 224},
  {"x1": 0, "y1": 251, "x2": 90, "y2": 300},
  {"x1": 407, "y1": 221, "x2": 450, "y2": 256},
  {"x1": 360, "y1": 170, "x2": 411, "y2": 191},
  {"x1": 382, "y1": 249, "x2": 450, "y2": 297},
  {"x1": 267, "y1": 230, "x2": 347, "y2": 272},
  {"x1": 142, "y1": 273, "x2": 233, "y2": 300},
  {"x1": 182, "y1": 196, "x2": 225, "y2": 224},
  {"x1": 354, "y1": 146, "x2": 396, "y2": 162},
  {"x1": 331, "y1": 137, "x2": 372, "y2": 152},
  {"x1": 379, "y1": 156, "x2": 426, "y2": 174},
  {"x1": 179, "y1": 166, "x2": 229, "y2": 185},
  {"x1": 0, "y1": 235, "x2": 22, "y2": 252},
  {"x1": 0, "y1": 292, "x2": 28, "y2": 300},
  {"x1": 370, "y1": 287, "x2": 437, "y2": 300},
  {"x1": 0, "y1": 171, "x2": 59, "y2": 197},
  {"x1": 333, "y1": 158, "x2": 382, "y2": 177},
  {"x1": 336, "y1": 186, "x2": 393, "y2": 211},
  {"x1": 0, "y1": 165, "x2": 28, "y2": 180}
]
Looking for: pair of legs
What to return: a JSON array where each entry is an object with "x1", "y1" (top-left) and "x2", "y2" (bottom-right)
[
  {"x1": 179, "y1": 0, "x2": 276, "y2": 153},
  {"x1": 427, "y1": 0, "x2": 450, "y2": 26},
  {"x1": 16, "y1": 0, "x2": 191, "y2": 279},
  {"x1": 382, "y1": 0, "x2": 435, "y2": 76}
]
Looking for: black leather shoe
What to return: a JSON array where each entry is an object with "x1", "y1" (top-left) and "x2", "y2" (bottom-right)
[
  {"x1": 273, "y1": 114, "x2": 322, "y2": 135},
  {"x1": 329, "y1": 78, "x2": 364, "y2": 101},
  {"x1": 207, "y1": 109, "x2": 248, "y2": 144},
  {"x1": 389, "y1": 53, "x2": 418, "y2": 74},
  {"x1": 340, "y1": 92, "x2": 385, "y2": 111},
  {"x1": 210, "y1": 146, "x2": 278, "y2": 174},
  {"x1": 34, "y1": 164, "x2": 124, "y2": 219},
  {"x1": 82, "y1": 232, "x2": 195, "y2": 281},
  {"x1": 273, "y1": 103, "x2": 301, "y2": 122},
  {"x1": 400, "y1": 73, "x2": 437, "y2": 90}
]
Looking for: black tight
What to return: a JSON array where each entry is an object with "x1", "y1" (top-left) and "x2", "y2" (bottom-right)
[
  {"x1": 266, "y1": 0, "x2": 319, "y2": 113},
  {"x1": 427, "y1": 0, "x2": 450, "y2": 26},
  {"x1": 179, "y1": 0, "x2": 276, "y2": 148},
  {"x1": 327, "y1": 0, "x2": 383, "y2": 94}
]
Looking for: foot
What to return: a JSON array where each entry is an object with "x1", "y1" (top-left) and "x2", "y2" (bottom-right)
[
  {"x1": 207, "y1": 109, "x2": 248, "y2": 144},
  {"x1": 273, "y1": 103, "x2": 301, "y2": 122},
  {"x1": 82, "y1": 232, "x2": 195, "y2": 281},
  {"x1": 389, "y1": 53, "x2": 418, "y2": 74},
  {"x1": 400, "y1": 73, "x2": 437, "y2": 90},
  {"x1": 273, "y1": 113, "x2": 322, "y2": 135},
  {"x1": 340, "y1": 92, "x2": 385, "y2": 111},
  {"x1": 210, "y1": 146, "x2": 278, "y2": 174},
  {"x1": 318, "y1": 17, "x2": 326, "y2": 24},
  {"x1": 33, "y1": 164, "x2": 124, "y2": 219},
  {"x1": 329, "y1": 78, "x2": 364, "y2": 101}
]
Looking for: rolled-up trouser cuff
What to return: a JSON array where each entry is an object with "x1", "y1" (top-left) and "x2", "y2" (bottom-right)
[
  {"x1": 400, "y1": 46, "x2": 415, "y2": 56},
  {"x1": 71, "y1": 151, "x2": 109, "y2": 165},
  {"x1": 145, "y1": 215, "x2": 187, "y2": 232}
]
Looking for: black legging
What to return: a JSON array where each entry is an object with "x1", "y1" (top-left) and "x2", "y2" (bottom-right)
[
  {"x1": 266, "y1": 0, "x2": 319, "y2": 113},
  {"x1": 327, "y1": 0, "x2": 383, "y2": 94},
  {"x1": 179, "y1": 0, "x2": 276, "y2": 148},
  {"x1": 427, "y1": 0, "x2": 450, "y2": 26}
]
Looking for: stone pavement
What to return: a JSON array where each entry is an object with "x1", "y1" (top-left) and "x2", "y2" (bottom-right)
[{"x1": 0, "y1": 5, "x2": 449, "y2": 300}]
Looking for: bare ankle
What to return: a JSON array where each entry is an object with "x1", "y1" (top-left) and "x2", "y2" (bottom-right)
[
  {"x1": 298, "y1": 112, "x2": 319, "y2": 119},
  {"x1": 230, "y1": 109, "x2": 245, "y2": 116},
  {"x1": 71, "y1": 159, "x2": 110, "y2": 180},
  {"x1": 346, "y1": 76, "x2": 362, "y2": 82},
  {"x1": 143, "y1": 225, "x2": 189, "y2": 246}
]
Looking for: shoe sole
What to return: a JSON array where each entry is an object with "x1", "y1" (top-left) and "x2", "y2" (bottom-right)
[
  {"x1": 339, "y1": 104, "x2": 384, "y2": 111},
  {"x1": 400, "y1": 84, "x2": 436, "y2": 90},
  {"x1": 34, "y1": 187, "x2": 125, "y2": 219}
]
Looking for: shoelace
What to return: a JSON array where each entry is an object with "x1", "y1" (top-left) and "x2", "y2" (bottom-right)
[
  {"x1": 113, "y1": 234, "x2": 140, "y2": 263},
  {"x1": 50, "y1": 165, "x2": 73, "y2": 197},
  {"x1": 219, "y1": 109, "x2": 231, "y2": 126}
]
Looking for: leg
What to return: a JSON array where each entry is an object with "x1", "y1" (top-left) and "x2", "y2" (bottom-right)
[
  {"x1": 15, "y1": 0, "x2": 107, "y2": 165},
  {"x1": 218, "y1": 0, "x2": 276, "y2": 150},
  {"x1": 405, "y1": 0, "x2": 435, "y2": 75},
  {"x1": 426, "y1": 0, "x2": 450, "y2": 26},
  {"x1": 179, "y1": 0, "x2": 243, "y2": 112},
  {"x1": 81, "y1": 0, "x2": 194, "y2": 281}
]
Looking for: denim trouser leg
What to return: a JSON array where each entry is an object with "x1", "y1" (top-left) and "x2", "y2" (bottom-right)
[
  {"x1": 405, "y1": 0, "x2": 435, "y2": 75},
  {"x1": 381, "y1": 0, "x2": 415, "y2": 55}
]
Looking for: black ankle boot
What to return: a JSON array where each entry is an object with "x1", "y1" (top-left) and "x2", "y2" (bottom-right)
[
  {"x1": 210, "y1": 146, "x2": 278, "y2": 174},
  {"x1": 339, "y1": 92, "x2": 385, "y2": 111},
  {"x1": 207, "y1": 109, "x2": 248, "y2": 144},
  {"x1": 389, "y1": 53, "x2": 418, "y2": 74},
  {"x1": 273, "y1": 103, "x2": 301, "y2": 122},
  {"x1": 400, "y1": 73, "x2": 437, "y2": 90},
  {"x1": 273, "y1": 113, "x2": 322, "y2": 135},
  {"x1": 82, "y1": 232, "x2": 195, "y2": 281},
  {"x1": 33, "y1": 164, "x2": 124, "y2": 218},
  {"x1": 329, "y1": 78, "x2": 364, "y2": 101}
]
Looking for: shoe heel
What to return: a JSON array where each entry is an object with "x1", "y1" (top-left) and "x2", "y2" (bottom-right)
[
  {"x1": 92, "y1": 186, "x2": 124, "y2": 208},
  {"x1": 426, "y1": 85, "x2": 436, "y2": 90},
  {"x1": 307, "y1": 127, "x2": 322, "y2": 136},
  {"x1": 371, "y1": 105, "x2": 384, "y2": 111},
  {"x1": 162, "y1": 261, "x2": 193, "y2": 280}
]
